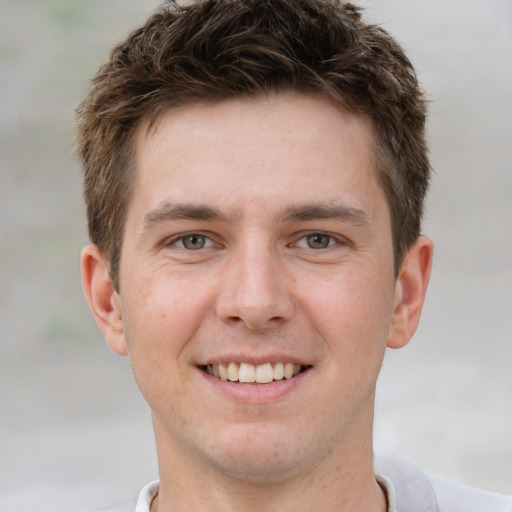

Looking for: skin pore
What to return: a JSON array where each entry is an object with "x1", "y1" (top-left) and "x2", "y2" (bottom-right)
[{"x1": 81, "y1": 93, "x2": 433, "y2": 512}]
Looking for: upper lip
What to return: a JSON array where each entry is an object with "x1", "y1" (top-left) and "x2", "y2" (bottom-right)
[{"x1": 197, "y1": 353, "x2": 312, "y2": 366}]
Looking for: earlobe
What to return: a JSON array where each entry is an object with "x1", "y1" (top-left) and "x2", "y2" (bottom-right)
[
  {"x1": 81, "y1": 244, "x2": 128, "y2": 356},
  {"x1": 387, "y1": 236, "x2": 434, "y2": 349}
]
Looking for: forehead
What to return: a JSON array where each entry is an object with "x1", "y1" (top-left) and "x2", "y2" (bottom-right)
[{"x1": 130, "y1": 94, "x2": 383, "y2": 220}]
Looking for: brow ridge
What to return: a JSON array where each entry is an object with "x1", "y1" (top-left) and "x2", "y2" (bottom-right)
[
  {"x1": 280, "y1": 203, "x2": 370, "y2": 226},
  {"x1": 142, "y1": 201, "x2": 370, "y2": 230},
  {"x1": 143, "y1": 202, "x2": 227, "y2": 228}
]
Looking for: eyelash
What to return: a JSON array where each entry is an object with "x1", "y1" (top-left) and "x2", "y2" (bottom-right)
[
  {"x1": 167, "y1": 232, "x2": 216, "y2": 251},
  {"x1": 293, "y1": 232, "x2": 341, "y2": 250}
]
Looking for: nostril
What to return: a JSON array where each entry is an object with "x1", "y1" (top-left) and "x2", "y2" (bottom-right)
[{"x1": 216, "y1": 283, "x2": 294, "y2": 329}]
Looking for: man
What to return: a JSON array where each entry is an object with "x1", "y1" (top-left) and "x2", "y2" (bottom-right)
[{"x1": 76, "y1": 1, "x2": 512, "y2": 511}]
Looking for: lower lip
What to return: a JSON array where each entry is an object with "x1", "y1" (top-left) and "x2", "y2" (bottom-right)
[{"x1": 199, "y1": 368, "x2": 311, "y2": 404}]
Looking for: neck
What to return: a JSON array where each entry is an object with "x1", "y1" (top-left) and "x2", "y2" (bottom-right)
[{"x1": 150, "y1": 413, "x2": 386, "y2": 512}]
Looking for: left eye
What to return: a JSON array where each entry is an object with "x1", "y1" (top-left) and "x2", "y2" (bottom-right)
[
  {"x1": 296, "y1": 233, "x2": 336, "y2": 249},
  {"x1": 174, "y1": 234, "x2": 213, "y2": 250}
]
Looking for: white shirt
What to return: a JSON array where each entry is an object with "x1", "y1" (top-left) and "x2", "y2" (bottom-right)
[{"x1": 133, "y1": 477, "x2": 399, "y2": 512}]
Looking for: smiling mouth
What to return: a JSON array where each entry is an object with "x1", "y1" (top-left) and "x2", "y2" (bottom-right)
[{"x1": 200, "y1": 362, "x2": 310, "y2": 384}]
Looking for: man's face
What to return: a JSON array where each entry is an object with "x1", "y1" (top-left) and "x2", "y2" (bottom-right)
[{"x1": 111, "y1": 94, "x2": 403, "y2": 481}]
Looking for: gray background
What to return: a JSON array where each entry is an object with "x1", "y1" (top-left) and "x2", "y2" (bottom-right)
[{"x1": 0, "y1": 1, "x2": 510, "y2": 511}]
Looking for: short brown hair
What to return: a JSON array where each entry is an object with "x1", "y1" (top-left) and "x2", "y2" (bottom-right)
[{"x1": 76, "y1": 0, "x2": 429, "y2": 291}]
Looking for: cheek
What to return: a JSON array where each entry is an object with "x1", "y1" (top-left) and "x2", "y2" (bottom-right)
[
  {"x1": 120, "y1": 270, "x2": 214, "y2": 362},
  {"x1": 120, "y1": 275, "x2": 211, "y2": 414},
  {"x1": 300, "y1": 266, "x2": 395, "y2": 355}
]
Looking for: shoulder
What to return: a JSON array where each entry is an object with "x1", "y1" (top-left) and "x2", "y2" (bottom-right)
[
  {"x1": 429, "y1": 476, "x2": 512, "y2": 512},
  {"x1": 96, "y1": 480, "x2": 158, "y2": 512},
  {"x1": 375, "y1": 449, "x2": 512, "y2": 512},
  {"x1": 95, "y1": 501, "x2": 136, "y2": 512}
]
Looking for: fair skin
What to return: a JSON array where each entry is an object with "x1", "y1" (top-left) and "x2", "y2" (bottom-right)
[{"x1": 82, "y1": 94, "x2": 433, "y2": 512}]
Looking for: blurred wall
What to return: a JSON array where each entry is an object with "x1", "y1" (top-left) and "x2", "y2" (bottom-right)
[{"x1": 0, "y1": 1, "x2": 510, "y2": 510}]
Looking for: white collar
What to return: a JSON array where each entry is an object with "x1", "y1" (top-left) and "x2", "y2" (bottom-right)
[{"x1": 134, "y1": 476, "x2": 398, "y2": 512}]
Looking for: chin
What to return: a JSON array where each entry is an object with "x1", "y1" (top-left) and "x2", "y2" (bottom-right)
[
  {"x1": 205, "y1": 424, "x2": 314, "y2": 484},
  {"x1": 214, "y1": 453, "x2": 305, "y2": 485}
]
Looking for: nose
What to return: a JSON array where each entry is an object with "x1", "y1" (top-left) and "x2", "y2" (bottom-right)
[{"x1": 215, "y1": 243, "x2": 294, "y2": 330}]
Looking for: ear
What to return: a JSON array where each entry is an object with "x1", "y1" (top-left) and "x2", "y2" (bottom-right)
[
  {"x1": 81, "y1": 244, "x2": 128, "y2": 355},
  {"x1": 387, "y1": 236, "x2": 434, "y2": 349}
]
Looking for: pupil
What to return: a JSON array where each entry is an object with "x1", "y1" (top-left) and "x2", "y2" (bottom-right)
[
  {"x1": 184, "y1": 235, "x2": 205, "y2": 249},
  {"x1": 307, "y1": 234, "x2": 329, "y2": 249}
]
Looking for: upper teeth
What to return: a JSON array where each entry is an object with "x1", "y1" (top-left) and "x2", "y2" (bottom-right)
[{"x1": 205, "y1": 362, "x2": 302, "y2": 383}]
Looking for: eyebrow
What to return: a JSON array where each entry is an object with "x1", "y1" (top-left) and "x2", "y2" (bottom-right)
[
  {"x1": 143, "y1": 202, "x2": 228, "y2": 228},
  {"x1": 142, "y1": 200, "x2": 370, "y2": 230},
  {"x1": 279, "y1": 203, "x2": 371, "y2": 226}
]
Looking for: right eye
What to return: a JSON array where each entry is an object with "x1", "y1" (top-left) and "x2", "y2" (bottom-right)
[
  {"x1": 294, "y1": 233, "x2": 338, "y2": 250},
  {"x1": 173, "y1": 234, "x2": 213, "y2": 250}
]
